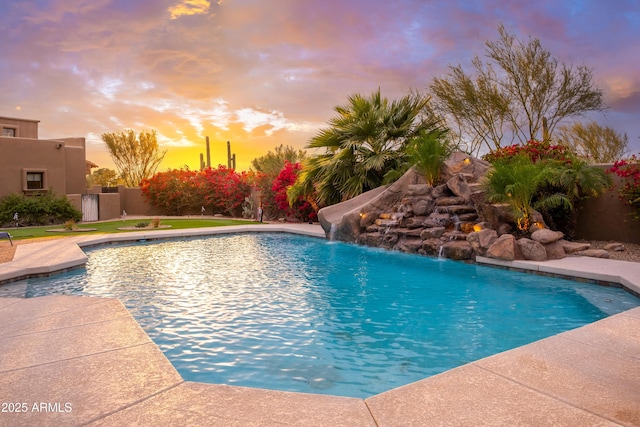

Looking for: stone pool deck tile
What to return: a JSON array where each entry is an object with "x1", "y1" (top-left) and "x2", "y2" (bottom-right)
[
  {"x1": 364, "y1": 363, "x2": 620, "y2": 427},
  {"x1": 0, "y1": 297, "x2": 129, "y2": 338},
  {"x1": 559, "y1": 309, "x2": 640, "y2": 359},
  {"x1": 0, "y1": 237, "x2": 88, "y2": 282},
  {"x1": 0, "y1": 315, "x2": 152, "y2": 372},
  {"x1": 474, "y1": 313, "x2": 640, "y2": 426},
  {"x1": 476, "y1": 255, "x2": 640, "y2": 296},
  {"x1": 0, "y1": 296, "x2": 183, "y2": 426},
  {"x1": 90, "y1": 382, "x2": 377, "y2": 427}
]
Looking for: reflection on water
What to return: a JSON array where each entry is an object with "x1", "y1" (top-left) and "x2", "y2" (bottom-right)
[{"x1": 24, "y1": 233, "x2": 640, "y2": 398}]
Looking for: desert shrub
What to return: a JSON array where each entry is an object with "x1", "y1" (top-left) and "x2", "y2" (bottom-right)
[
  {"x1": 483, "y1": 140, "x2": 610, "y2": 235},
  {"x1": 0, "y1": 192, "x2": 82, "y2": 227}
]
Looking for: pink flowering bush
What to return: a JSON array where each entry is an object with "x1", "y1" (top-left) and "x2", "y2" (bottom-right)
[
  {"x1": 607, "y1": 154, "x2": 640, "y2": 221},
  {"x1": 483, "y1": 139, "x2": 574, "y2": 164}
]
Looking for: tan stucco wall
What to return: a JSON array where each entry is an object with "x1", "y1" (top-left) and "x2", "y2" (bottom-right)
[
  {"x1": 574, "y1": 164, "x2": 640, "y2": 244},
  {"x1": 99, "y1": 193, "x2": 122, "y2": 220},
  {"x1": 66, "y1": 194, "x2": 82, "y2": 213},
  {"x1": 0, "y1": 137, "x2": 68, "y2": 198},
  {"x1": 61, "y1": 137, "x2": 87, "y2": 195},
  {"x1": 0, "y1": 117, "x2": 86, "y2": 199},
  {"x1": 0, "y1": 116, "x2": 39, "y2": 138},
  {"x1": 119, "y1": 186, "x2": 166, "y2": 217}
]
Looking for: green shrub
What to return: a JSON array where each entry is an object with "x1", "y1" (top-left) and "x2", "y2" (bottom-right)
[
  {"x1": 135, "y1": 222, "x2": 149, "y2": 228},
  {"x1": 0, "y1": 192, "x2": 82, "y2": 227},
  {"x1": 405, "y1": 129, "x2": 452, "y2": 185}
]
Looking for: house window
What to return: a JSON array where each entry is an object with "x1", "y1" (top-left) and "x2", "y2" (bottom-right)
[
  {"x1": 2, "y1": 127, "x2": 16, "y2": 137},
  {"x1": 26, "y1": 172, "x2": 44, "y2": 189}
]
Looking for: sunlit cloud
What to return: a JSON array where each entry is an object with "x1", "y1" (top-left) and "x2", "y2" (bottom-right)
[{"x1": 168, "y1": 0, "x2": 211, "y2": 19}]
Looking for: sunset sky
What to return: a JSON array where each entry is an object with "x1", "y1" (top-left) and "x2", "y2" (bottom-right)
[{"x1": 2, "y1": 0, "x2": 639, "y2": 172}]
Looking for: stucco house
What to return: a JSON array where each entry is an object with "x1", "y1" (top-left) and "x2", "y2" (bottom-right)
[{"x1": 0, "y1": 116, "x2": 86, "y2": 199}]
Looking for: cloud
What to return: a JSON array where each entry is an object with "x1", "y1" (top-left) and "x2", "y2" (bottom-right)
[
  {"x1": 168, "y1": 0, "x2": 211, "y2": 19},
  {"x1": 1, "y1": 0, "x2": 639, "y2": 167}
]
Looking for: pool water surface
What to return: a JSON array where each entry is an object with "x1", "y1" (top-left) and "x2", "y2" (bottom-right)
[{"x1": 23, "y1": 233, "x2": 640, "y2": 398}]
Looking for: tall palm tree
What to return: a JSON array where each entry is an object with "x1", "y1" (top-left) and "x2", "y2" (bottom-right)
[{"x1": 290, "y1": 89, "x2": 444, "y2": 206}]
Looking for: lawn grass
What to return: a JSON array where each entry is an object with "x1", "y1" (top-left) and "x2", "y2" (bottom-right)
[{"x1": 0, "y1": 218, "x2": 258, "y2": 240}]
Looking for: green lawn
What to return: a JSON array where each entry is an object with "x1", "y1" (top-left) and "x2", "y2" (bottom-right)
[{"x1": 0, "y1": 218, "x2": 258, "y2": 240}]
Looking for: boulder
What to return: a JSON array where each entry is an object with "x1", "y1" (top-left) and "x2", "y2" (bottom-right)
[
  {"x1": 356, "y1": 232, "x2": 382, "y2": 247},
  {"x1": 544, "y1": 241, "x2": 566, "y2": 260},
  {"x1": 446, "y1": 174, "x2": 472, "y2": 202},
  {"x1": 397, "y1": 228, "x2": 423, "y2": 237},
  {"x1": 406, "y1": 184, "x2": 432, "y2": 196},
  {"x1": 447, "y1": 205, "x2": 477, "y2": 215},
  {"x1": 443, "y1": 240, "x2": 474, "y2": 260},
  {"x1": 604, "y1": 242, "x2": 625, "y2": 252},
  {"x1": 420, "y1": 227, "x2": 446, "y2": 239},
  {"x1": 486, "y1": 234, "x2": 517, "y2": 261},
  {"x1": 560, "y1": 240, "x2": 590, "y2": 254},
  {"x1": 530, "y1": 228, "x2": 564, "y2": 244},
  {"x1": 431, "y1": 184, "x2": 449, "y2": 199},
  {"x1": 422, "y1": 238, "x2": 443, "y2": 256},
  {"x1": 436, "y1": 196, "x2": 466, "y2": 206},
  {"x1": 413, "y1": 199, "x2": 435, "y2": 216},
  {"x1": 395, "y1": 238, "x2": 424, "y2": 253},
  {"x1": 405, "y1": 216, "x2": 429, "y2": 229},
  {"x1": 466, "y1": 229, "x2": 498, "y2": 257},
  {"x1": 441, "y1": 151, "x2": 491, "y2": 183},
  {"x1": 573, "y1": 249, "x2": 611, "y2": 259},
  {"x1": 517, "y1": 238, "x2": 547, "y2": 261}
]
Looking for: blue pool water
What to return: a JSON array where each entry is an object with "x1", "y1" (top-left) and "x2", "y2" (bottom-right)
[{"x1": 23, "y1": 233, "x2": 640, "y2": 398}]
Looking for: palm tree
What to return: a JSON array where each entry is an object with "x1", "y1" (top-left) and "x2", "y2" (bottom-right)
[
  {"x1": 484, "y1": 155, "x2": 571, "y2": 232},
  {"x1": 290, "y1": 89, "x2": 443, "y2": 206}
]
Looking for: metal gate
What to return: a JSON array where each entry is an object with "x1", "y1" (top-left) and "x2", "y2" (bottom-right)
[{"x1": 81, "y1": 194, "x2": 99, "y2": 222}]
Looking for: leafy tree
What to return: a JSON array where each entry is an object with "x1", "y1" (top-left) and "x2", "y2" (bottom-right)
[
  {"x1": 431, "y1": 24, "x2": 605, "y2": 155},
  {"x1": 290, "y1": 89, "x2": 444, "y2": 206},
  {"x1": 252, "y1": 145, "x2": 307, "y2": 176},
  {"x1": 87, "y1": 168, "x2": 121, "y2": 187},
  {"x1": 102, "y1": 129, "x2": 167, "y2": 186},
  {"x1": 557, "y1": 121, "x2": 629, "y2": 163}
]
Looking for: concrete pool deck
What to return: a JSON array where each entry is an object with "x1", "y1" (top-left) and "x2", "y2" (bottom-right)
[{"x1": 0, "y1": 223, "x2": 639, "y2": 426}]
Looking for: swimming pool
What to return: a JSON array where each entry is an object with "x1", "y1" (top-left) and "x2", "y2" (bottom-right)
[{"x1": 23, "y1": 233, "x2": 640, "y2": 398}]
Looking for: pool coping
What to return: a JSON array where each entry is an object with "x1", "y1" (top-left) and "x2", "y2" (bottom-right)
[{"x1": 1, "y1": 224, "x2": 639, "y2": 425}]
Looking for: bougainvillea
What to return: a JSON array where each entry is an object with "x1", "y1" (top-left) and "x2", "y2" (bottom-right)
[
  {"x1": 607, "y1": 154, "x2": 640, "y2": 221},
  {"x1": 271, "y1": 161, "x2": 317, "y2": 222},
  {"x1": 140, "y1": 168, "x2": 199, "y2": 215},
  {"x1": 483, "y1": 139, "x2": 574, "y2": 164},
  {"x1": 141, "y1": 166, "x2": 253, "y2": 216}
]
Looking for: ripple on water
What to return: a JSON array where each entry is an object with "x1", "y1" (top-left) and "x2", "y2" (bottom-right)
[{"x1": 23, "y1": 233, "x2": 640, "y2": 398}]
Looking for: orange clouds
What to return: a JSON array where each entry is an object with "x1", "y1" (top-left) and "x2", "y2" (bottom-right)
[
  {"x1": 168, "y1": 0, "x2": 211, "y2": 20},
  {"x1": 1, "y1": 0, "x2": 638, "y2": 174}
]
